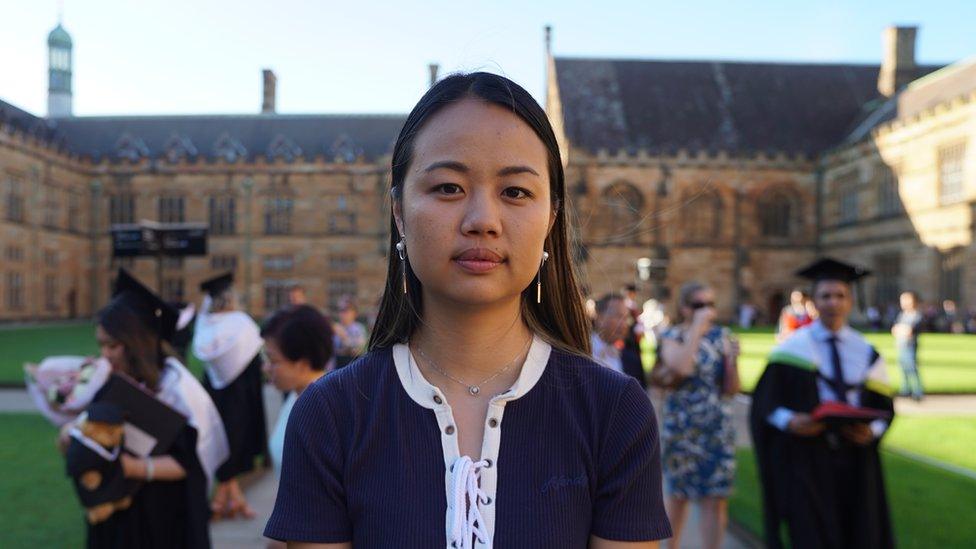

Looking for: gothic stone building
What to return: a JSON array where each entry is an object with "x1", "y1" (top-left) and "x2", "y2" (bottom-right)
[
  {"x1": 545, "y1": 26, "x2": 975, "y2": 321},
  {"x1": 1, "y1": 24, "x2": 973, "y2": 322}
]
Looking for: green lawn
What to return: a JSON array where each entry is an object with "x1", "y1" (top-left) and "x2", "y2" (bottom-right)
[
  {"x1": 642, "y1": 327, "x2": 976, "y2": 394},
  {"x1": 0, "y1": 322, "x2": 203, "y2": 385},
  {"x1": 0, "y1": 414, "x2": 84, "y2": 547},
  {"x1": 883, "y1": 415, "x2": 976, "y2": 471},
  {"x1": 731, "y1": 447, "x2": 976, "y2": 549}
]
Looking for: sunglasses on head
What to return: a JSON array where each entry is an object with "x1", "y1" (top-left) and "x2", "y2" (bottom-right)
[{"x1": 689, "y1": 301, "x2": 715, "y2": 310}]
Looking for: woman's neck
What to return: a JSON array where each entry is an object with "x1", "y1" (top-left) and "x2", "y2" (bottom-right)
[
  {"x1": 411, "y1": 293, "x2": 533, "y2": 380},
  {"x1": 294, "y1": 370, "x2": 325, "y2": 395}
]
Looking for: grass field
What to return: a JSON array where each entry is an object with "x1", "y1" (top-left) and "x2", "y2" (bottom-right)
[
  {"x1": 883, "y1": 415, "x2": 976, "y2": 471},
  {"x1": 0, "y1": 321, "x2": 203, "y2": 385},
  {"x1": 0, "y1": 414, "x2": 85, "y2": 547},
  {"x1": 731, "y1": 447, "x2": 976, "y2": 548},
  {"x1": 734, "y1": 328, "x2": 976, "y2": 394},
  {"x1": 4, "y1": 323, "x2": 976, "y2": 392},
  {"x1": 639, "y1": 327, "x2": 976, "y2": 394}
]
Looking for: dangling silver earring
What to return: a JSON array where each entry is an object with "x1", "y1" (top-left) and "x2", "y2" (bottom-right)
[
  {"x1": 536, "y1": 251, "x2": 550, "y2": 304},
  {"x1": 395, "y1": 237, "x2": 407, "y2": 294}
]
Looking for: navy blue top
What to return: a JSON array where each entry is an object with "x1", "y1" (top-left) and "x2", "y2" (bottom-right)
[{"x1": 264, "y1": 343, "x2": 671, "y2": 547}]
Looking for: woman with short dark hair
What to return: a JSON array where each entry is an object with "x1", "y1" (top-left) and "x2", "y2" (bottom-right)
[{"x1": 262, "y1": 304, "x2": 335, "y2": 478}]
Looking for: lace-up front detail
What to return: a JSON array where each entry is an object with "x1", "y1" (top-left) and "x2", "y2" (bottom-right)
[{"x1": 448, "y1": 456, "x2": 491, "y2": 548}]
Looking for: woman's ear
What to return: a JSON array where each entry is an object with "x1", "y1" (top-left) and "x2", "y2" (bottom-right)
[
  {"x1": 547, "y1": 199, "x2": 559, "y2": 234},
  {"x1": 392, "y1": 195, "x2": 406, "y2": 237}
]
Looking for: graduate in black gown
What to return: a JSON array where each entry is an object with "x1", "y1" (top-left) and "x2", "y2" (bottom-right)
[
  {"x1": 749, "y1": 258, "x2": 896, "y2": 549},
  {"x1": 81, "y1": 269, "x2": 229, "y2": 549},
  {"x1": 192, "y1": 272, "x2": 267, "y2": 519}
]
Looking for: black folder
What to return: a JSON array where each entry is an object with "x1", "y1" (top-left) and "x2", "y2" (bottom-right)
[{"x1": 94, "y1": 373, "x2": 188, "y2": 457}]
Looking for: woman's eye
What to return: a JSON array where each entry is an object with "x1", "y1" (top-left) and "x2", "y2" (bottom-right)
[
  {"x1": 434, "y1": 183, "x2": 463, "y2": 195},
  {"x1": 502, "y1": 187, "x2": 531, "y2": 199}
]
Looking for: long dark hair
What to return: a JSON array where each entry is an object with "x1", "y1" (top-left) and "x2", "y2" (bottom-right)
[
  {"x1": 98, "y1": 300, "x2": 170, "y2": 391},
  {"x1": 368, "y1": 72, "x2": 590, "y2": 355}
]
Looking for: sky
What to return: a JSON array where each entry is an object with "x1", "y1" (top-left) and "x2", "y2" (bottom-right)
[{"x1": 1, "y1": 0, "x2": 975, "y2": 117}]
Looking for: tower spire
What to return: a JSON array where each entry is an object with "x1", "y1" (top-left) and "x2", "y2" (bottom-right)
[{"x1": 47, "y1": 17, "x2": 73, "y2": 117}]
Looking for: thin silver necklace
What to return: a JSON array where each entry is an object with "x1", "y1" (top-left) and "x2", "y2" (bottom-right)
[{"x1": 413, "y1": 337, "x2": 532, "y2": 396}]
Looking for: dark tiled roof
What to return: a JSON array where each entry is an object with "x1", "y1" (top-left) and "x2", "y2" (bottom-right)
[
  {"x1": 845, "y1": 58, "x2": 976, "y2": 144},
  {"x1": 554, "y1": 58, "x2": 943, "y2": 156},
  {"x1": 49, "y1": 113, "x2": 407, "y2": 162},
  {"x1": 0, "y1": 98, "x2": 60, "y2": 141}
]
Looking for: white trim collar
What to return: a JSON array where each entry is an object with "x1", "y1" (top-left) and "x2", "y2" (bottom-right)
[{"x1": 392, "y1": 334, "x2": 551, "y2": 409}]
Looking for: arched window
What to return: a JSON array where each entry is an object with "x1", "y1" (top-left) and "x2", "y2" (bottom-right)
[
  {"x1": 758, "y1": 191, "x2": 794, "y2": 238},
  {"x1": 684, "y1": 189, "x2": 723, "y2": 242},
  {"x1": 595, "y1": 182, "x2": 644, "y2": 244}
]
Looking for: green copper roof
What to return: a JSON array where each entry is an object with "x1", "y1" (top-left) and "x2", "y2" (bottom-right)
[{"x1": 48, "y1": 24, "x2": 72, "y2": 47}]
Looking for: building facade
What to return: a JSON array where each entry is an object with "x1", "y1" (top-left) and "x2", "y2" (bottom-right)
[{"x1": 0, "y1": 24, "x2": 973, "y2": 322}]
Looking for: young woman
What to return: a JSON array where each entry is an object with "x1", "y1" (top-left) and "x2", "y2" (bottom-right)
[
  {"x1": 657, "y1": 282, "x2": 740, "y2": 549},
  {"x1": 77, "y1": 269, "x2": 229, "y2": 548},
  {"x1": 264, "y1": 73, "x2": 671, "y2": 548},
  {"x1": 193, "y1": 272, "x2": 268, "y2": 519},
  {"x1": 261, "y1": 304, "x2": 335, "y2": 478}
]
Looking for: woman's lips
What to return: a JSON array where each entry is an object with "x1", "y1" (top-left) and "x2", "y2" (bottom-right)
[
  {"x1": 454, "y1": 258, "x2": 503, "y2": 273},
  {"x1": 453, "y1": 248, "x2": 505, "y2": 273}
]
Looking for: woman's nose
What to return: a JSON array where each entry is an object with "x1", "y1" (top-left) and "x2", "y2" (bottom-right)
[{"x1": 460, "y1": 190, "x2": 501, "y2": 237}]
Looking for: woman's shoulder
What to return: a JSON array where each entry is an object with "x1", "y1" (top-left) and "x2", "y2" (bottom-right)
[
  {"x1": 295, "y1": 347, "x2": 397, "y2": 418},
  {"x1": 310, "y1": 346, "x2": 393, "y2": 390},
  {"x1": 545, "y1": 348, "x2": 648, "y2": 405}
]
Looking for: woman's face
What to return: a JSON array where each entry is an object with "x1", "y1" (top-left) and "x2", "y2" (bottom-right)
[
  {"x1": 395, "y1": 98, "x2": 554, "y2": 307},
  {"x1": 95, "y1": 325, "x2": 127, "y2": 372},
  {"x1": 262, "y1": 339, "x2": 309, "y2": 392},
  {"x1": 680, "y1": 288, "x2": 716, "y2": 324}
]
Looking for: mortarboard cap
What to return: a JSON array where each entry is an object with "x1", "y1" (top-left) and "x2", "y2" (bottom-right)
[
  {"x1": 795, "y1": 257, "x2": 871, "y2": 284},
  {"x1": 112, "y1": 269, "x2": 179, "y2": 344},
  {"x1": 85, "y1": 401, "x2": 124, "y2": 425},
  {"x1": 200, "y1": 272, "x2": 234, "y2": 298}
]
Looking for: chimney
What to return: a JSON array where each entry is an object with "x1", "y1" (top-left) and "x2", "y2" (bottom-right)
[
  {"x1": 878, "y1": 26, "x2": 917, "y2": 97},
  {"x1": 428, "y1": 63, "x2": 439, "y2": 88},
  {"x1": 545, "y1": 25, "x2": 552, "y2": 56},
  {"x1": 262, "y1": 69, "x2": 277, "y2": 113}
]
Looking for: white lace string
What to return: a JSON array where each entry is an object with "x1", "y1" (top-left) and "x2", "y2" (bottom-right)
[{"x1": 447, "y1": 455, "x2": 491, "y2": 548}]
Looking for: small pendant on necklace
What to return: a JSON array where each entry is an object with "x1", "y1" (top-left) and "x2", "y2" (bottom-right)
[{"x1": 468, "y1": 386, "x2": 480, "y2": 396}]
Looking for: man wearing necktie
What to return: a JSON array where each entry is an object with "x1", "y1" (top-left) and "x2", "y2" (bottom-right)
[{"x1": 749, "y1": 258, "x2": 896, "y2": 549}]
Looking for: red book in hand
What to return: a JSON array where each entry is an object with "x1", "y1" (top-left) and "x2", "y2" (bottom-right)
[{"x1": 811, "y1": 401, "x2": 891, "y2": 426}]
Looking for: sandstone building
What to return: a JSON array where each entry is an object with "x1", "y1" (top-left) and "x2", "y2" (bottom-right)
[{"x1": 1, "y1": 24, "x2": 973, "y2": 322}]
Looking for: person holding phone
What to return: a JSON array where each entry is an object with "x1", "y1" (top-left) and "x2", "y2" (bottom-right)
[{"x1": 656, "y1": 281, "x2": 740, "y2": 549}]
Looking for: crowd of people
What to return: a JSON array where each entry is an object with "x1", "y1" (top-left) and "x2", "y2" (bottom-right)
[{"x1": 35, "y1": 70, "x2": 965, "y2": 549}]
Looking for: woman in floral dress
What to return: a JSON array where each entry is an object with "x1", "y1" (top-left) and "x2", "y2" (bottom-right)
[{"x1": 658, "y1": 281, "x2": 740, "y2": 549}]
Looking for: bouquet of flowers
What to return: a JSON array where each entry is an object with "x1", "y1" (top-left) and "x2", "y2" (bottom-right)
[{"x1": 25, "y1": 356, "x2": 111, "y2": 427}]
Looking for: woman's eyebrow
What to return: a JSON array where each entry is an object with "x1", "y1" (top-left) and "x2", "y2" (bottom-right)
[
  {"x1": 497, "y1": 165, "x2": 540, "y2": 177},
  {"x1": 423, "y1": 160, "x2": 468, "y2": 174},
  {"x1": 422, "y1": 161, "x2": 539, "y2": 178}
]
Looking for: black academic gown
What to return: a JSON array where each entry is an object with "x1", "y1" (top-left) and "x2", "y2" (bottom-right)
[
  {"x1": 202, "y1": 352, "x2": 268, "y2": 481},
  {"x1": 621, "y1": 347, "x2": 648, "y2": 390},
  {"x1": 86, "y1": 425, "x2": 210, "y2": 549},
  {"x1": 749, "y1": 360, "x2": 895, "y2": 549}
]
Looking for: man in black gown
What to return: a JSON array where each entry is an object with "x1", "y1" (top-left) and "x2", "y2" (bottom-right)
[{"x1": 749, "y1": 258, "x2": 896, "y2": 549}]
